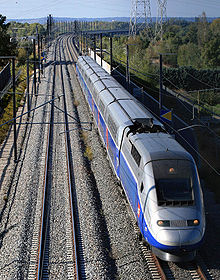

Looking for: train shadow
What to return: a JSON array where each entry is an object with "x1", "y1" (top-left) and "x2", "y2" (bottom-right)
[
  {"x1": 68, "y1": 97, "x2": 118, "y2": 279},
  {"x1": 44, "y1": 60, "x2": 73, "y2": 68}
]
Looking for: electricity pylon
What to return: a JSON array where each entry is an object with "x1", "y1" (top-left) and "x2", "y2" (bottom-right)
[
  {"x1": 129, "y1": 0, "x2": 152, "y2": 38},
  {"x1": 154, "y1": 0, "x2": 167, "y2": 40}
]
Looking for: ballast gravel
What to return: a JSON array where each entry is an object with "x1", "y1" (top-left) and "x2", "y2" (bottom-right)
[
  {"x1": 0, "y1": 35, "x2": 220, "y2": 280},
  {"x1": 0, "y1": 45, "x2": 54, "y2": 279}
]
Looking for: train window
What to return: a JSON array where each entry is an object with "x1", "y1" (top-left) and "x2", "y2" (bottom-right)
[
  {"x1": 152, "y1": 159, "x2": 196, "y2": 206},
  {"x1": 85, "y1": 75, "x2": 89, "y2": 86},
  {"x1": 108, "y1": 114, "x2": 117, "y2": 142},
  {"x1": 93, "y1": 88, "x2": 98, "y2": 102},
  {"x1": 156, "y1": 178, "x2": 193, "y2": 202},
  {"x1": 108, "y1": 143, "x2": 114, "y2": 163},
  {"x1": 131, "y1": 145, "x2": 141, "y2": 167},
  {"x1": 99, "y1": 100, "x2": 105, "y2": 116}
]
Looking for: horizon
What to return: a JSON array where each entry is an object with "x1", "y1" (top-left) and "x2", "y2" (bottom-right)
[
  {"x1": 6, "y1": 15, "x2": 219, "y2": 19},
  {"x1": 1, "y1": 0, "x2": 220, "y2": 20},
  {"x1": 5, "y1": 16, "x2": 219, "y2": 24}
]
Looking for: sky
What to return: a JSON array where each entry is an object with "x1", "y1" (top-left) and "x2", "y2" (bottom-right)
[{"x1": 0, "y1": 0, "x2": 219, "y2": 20}]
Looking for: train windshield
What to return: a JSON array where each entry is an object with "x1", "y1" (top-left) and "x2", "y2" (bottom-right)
[{"x1": 152, "y1": 159, "x2": 197, "y2": 206}]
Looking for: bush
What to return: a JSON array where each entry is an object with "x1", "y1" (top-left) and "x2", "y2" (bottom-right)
[{"x1": 163, "y1": 66, "x2": 220, "y2": 91}]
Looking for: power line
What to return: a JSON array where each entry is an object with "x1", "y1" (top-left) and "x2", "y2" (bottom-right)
[{"x1": 139, "y1": 97, "x2": 220, "y2": 176}]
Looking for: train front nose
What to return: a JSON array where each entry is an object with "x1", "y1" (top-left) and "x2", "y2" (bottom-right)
[{"x1": 156, "y1": 228, "x2": 202, "y2": 247}]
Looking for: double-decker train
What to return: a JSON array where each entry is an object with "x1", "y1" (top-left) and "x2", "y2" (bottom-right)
[{"x1": 76, "y1": 55, "x2": 205, "y2": 262}]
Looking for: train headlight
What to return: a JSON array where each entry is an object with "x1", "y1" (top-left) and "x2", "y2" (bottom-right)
[
  {"x1": 187, "y1": 219, "x2": 200, "y2": 226},
  {"x1": 157, "y1": 220, "x2": 170, "y2": 227},
  {"x1": 169, "y1": 167, "x2": 175, "y2": 174}
]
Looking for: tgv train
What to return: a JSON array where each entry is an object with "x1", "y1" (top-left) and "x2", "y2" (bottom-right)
[{"x1": 76, "y1": 56, "x2": 205, "y2": 262}]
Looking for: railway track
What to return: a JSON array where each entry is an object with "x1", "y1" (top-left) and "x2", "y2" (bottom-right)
[
  {"x1": 58, "y1": 37, "x2": 79, "y2": 279},
  {"x1": 27, "y1": 37, "x2": 80, "y2": 280},
  {"x1": 141, "y1": 245, "x2": 212, "y2": 279},
  {"x1": 36, "y1": 39, "x2": 56, "y2": 278},
  {"x1": 132, "y1": 220, "x2": 213, "y2": 280}
]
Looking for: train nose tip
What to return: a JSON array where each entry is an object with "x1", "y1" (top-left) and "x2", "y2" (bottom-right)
[
  {"x1": 179, "y1": 229, "x2": 202, "y2": 246},
  {"x1": 157, "y1": 229, "x2": 202, "y2": 246}
]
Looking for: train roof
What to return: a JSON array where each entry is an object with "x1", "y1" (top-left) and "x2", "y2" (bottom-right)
[
  {"x1": 77, "y1": 55, "x2": 165, "y2": 146},
  {"x1": 129, "y1": 132, "x2": 192, "y2": 165},
  {"x1": 78, "y1": 56, "x2": 107, "y2": 75}
]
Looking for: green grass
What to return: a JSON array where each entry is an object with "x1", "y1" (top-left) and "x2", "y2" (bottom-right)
[
  {"x1": 80, "y1": 131, "x2": 93, "y2": 161},
  {"x1": 202, "y1": 103, "x2": 220, "y2": 116}
]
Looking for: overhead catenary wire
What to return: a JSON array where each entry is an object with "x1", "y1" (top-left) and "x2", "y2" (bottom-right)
[
  {"x1": 99, "y1": 47, "x2": 159, "y2": 79},
  {"x1": 163, "y1": 75, "x2": 220, "y2": 118},
  {"x1": 130, "y1": 72, "x2": 220, "y2": 142},
  {"x1": 87, "y1": 36, "x2": 220, "y2": 147},
  {"x1": 0, "y1": 95, "x2": 63, "y2": 128},
  {"x1": 101, "y1": 51, "x2": 220, "y2": 143},
  {"x1": 111, "y1": 57, "x2": 220, "y2": 154},
  {"x1": 100, "y1": 43, "x2": 217, "y2": 95},
  {"x1": 141, "y1": 101, "x2": 220, "y2": 176},
  {"x1": 111, "y1": 62, "x2": 220, "y2": 149},
  {"x1": 107, "y1": 46, "x2": 219, "y2": 110},
  {"x1": 182, "y1": 68, "x2": 215, "y2": 89}
]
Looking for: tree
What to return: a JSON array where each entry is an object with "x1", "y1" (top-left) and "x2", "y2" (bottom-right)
[
  {"x1": 202, "y1": 37, "x2": 220, "y2": 68},
  {"x1": 210, "y1": 18, "x2": 220, "y2": 37},
  {"x1": 202, "y1": 18, "x2": 220, "y2": 68},
  {"x1": 0, "y1": 14, "x2": 17, "y2": 65},
  {"x1": 184, "y1": 23, "x2": 198, "y2": 44},
  {"x1": 177, "y1": 43, "x2": 202, "y2": 69}
]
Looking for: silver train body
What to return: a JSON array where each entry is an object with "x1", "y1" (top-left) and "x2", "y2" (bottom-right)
[{"x1": 76, "y1": 56, "x2": 205, "y2": 262}]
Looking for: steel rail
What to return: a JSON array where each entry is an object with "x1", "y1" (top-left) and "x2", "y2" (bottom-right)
[
  {"x1": 152, "y1": 254, "x2": 168, "y2": 280},
  {"x1": 66, "y1": 35, "x2": 79, "y2": 63},
  {"x1": 36, "y1": 40, "x2": 58, "y2": 280},
  {"x1": 59, "y1": 36, "x2": 80, "y2": 279},
  {"x1": 196, "y1": 265, "x2": 208, "y2": 280},
  {"x1": 189, "y1": 259, "x2": 213, "y2": 280}
]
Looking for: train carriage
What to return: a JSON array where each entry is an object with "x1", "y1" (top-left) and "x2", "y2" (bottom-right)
[{"x1": 76, "y1": 55, "x2": 205, "y2": 262}]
